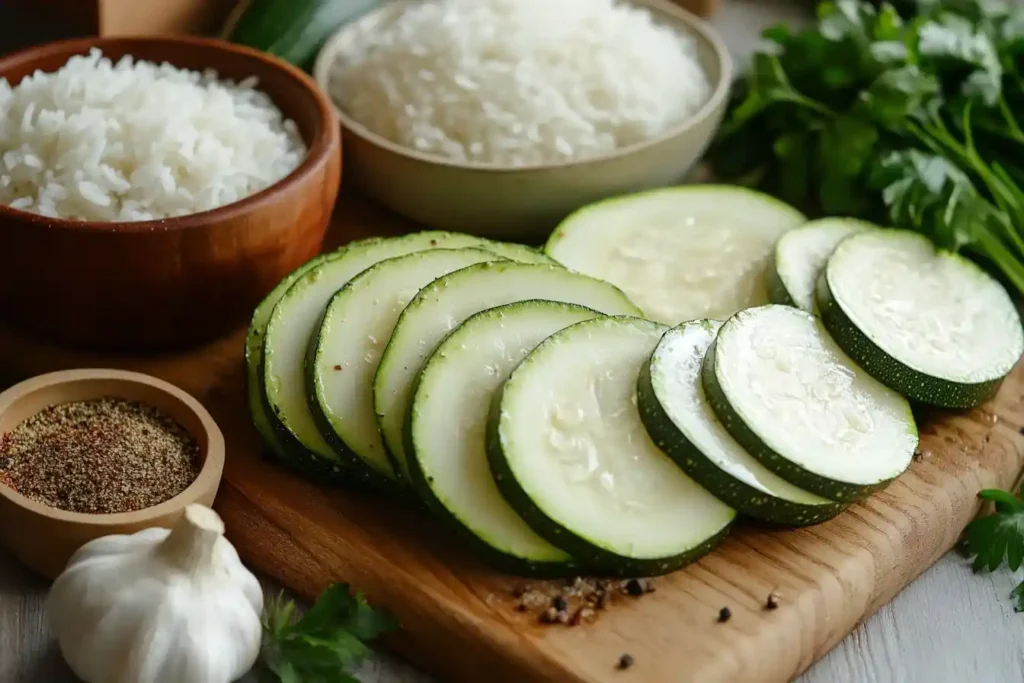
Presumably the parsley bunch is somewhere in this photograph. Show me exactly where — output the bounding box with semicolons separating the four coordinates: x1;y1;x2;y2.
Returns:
260;583;397;683
708;0;1024;294
961;488;1024;611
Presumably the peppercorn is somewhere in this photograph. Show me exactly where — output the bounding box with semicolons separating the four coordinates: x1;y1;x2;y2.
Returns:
718;606;732;623
553;596;568;612
766;592;781;610
625;579;646;597
617;654;634;670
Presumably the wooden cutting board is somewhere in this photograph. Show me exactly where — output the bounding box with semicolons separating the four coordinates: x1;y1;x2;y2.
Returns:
1;191;1023;683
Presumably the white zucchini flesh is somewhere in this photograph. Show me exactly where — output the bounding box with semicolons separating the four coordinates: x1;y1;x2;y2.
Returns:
374;262;642;480
312;248;501;480
544;186;806;324
263;232;504;461
648;320;834;508
710;305;917;495
408;302;602;566
825;230;1024;385
771;218;874;311
493;317;736;568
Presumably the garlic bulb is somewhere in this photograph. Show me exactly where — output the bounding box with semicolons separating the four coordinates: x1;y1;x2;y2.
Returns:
48;504;264;683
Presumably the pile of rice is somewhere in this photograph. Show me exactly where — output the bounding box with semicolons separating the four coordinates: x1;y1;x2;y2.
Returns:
0;49;307;222
328;0;711;167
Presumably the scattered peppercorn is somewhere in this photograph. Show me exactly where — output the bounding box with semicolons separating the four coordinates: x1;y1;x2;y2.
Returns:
0;397;199;514
766;592;781;610
625;579;646;597
333;365;343;371
1019;425;1024;435
553;596;568;612
617;654;634;670
717;606;732;623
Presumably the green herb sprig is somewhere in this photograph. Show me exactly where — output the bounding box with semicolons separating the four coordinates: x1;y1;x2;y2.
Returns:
260;583;398;683
961;488;1024;611
708;0;1024;294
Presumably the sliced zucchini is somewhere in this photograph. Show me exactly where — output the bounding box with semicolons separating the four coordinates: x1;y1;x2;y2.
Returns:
245;248;342;461
262;231;505;482
487;316;736;575
309;248;501;483
637;320;843;525
767;218;875;312
407;301;602;575
703;305;918;502
374;262;642;481
544;186;806;324
817;230;1024;409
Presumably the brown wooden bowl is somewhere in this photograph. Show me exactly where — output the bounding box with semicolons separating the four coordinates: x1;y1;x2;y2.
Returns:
0;368;225;579
0;37;342;351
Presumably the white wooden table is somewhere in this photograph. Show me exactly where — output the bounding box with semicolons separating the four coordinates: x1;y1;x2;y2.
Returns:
2;2;1024;682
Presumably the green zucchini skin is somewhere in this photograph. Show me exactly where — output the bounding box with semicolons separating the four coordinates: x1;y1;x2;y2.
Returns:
485;384;731;578
303;304;399;493
815;272;1008;409
244;252;332;461
226;0;381;71
636;360;846;526
765;252;798;309
403;404;581;578
257;352;372;487
700;337;898;504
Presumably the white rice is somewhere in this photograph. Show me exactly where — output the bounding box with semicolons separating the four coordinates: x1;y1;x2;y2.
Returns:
0;48;307;222
327;0;712;167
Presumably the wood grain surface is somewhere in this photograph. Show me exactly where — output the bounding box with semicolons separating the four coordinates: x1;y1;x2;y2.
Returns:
1;189;1023;683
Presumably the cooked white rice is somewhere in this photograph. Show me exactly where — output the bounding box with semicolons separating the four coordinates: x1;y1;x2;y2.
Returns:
0;48;307;222
327;0;712;167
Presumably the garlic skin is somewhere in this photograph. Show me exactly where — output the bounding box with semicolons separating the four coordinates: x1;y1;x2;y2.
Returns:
48;504;264;683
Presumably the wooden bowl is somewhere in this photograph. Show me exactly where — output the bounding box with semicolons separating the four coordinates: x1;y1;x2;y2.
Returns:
313;0;731;241
0;37;342;351
0;369;225;579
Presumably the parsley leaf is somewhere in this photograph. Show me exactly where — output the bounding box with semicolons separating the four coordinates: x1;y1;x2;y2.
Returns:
961;489;1024;612
260;583;398;683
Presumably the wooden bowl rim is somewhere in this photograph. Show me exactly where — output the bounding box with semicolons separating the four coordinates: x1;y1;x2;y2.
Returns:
0;35;340;233
312;0;733;174
0;368;225;526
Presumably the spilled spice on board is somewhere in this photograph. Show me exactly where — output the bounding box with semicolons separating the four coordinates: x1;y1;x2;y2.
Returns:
0;397;200;514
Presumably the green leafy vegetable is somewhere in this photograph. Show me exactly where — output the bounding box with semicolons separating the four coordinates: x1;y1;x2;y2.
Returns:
261;583;398;683
961;488;1024;612
707;0;1024;296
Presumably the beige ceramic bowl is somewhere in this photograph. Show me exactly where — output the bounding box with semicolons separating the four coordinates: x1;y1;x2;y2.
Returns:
0;369;225;579
313;0;732;241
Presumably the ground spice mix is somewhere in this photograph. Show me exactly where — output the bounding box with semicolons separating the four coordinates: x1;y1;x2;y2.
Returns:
0;397;200;514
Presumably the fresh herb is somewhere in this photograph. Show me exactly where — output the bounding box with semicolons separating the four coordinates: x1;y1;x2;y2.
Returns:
260;583;397;683
707;0;1024;295
961;488;1024;611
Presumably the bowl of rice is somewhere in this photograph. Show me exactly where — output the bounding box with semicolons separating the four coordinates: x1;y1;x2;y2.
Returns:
0;37;341;350
313;0;731;240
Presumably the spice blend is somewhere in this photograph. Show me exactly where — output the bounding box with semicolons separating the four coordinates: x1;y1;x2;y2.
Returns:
0;397;200;514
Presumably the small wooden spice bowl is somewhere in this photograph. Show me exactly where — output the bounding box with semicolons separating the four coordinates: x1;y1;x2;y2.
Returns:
0;369;225;579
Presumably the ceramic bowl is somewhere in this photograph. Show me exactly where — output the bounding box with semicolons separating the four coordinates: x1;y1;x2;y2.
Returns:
313;0;732;242
0;369;225;579
0;37;342;351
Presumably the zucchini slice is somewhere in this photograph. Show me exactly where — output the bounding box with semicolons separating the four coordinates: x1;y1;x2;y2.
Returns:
309;248;501;483
488;316;736;575
544;186;806;324
262;231;506;482
767;218;875;312
817;230;1024;409
245;248;341;461
407;301;602;575
374;262;642;481
637;320;843;525
703;305;918;502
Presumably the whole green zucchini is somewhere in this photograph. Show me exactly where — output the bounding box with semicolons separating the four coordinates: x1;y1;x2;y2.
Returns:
222;0;380;71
